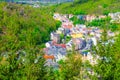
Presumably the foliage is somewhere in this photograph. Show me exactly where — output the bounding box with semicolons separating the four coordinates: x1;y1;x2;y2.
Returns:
0;3;61;80
89;30;120;80
0;50;47;80
60;33;64;40
70;16;85;25
74;0;89;4
87;17;118;31
58;53;83;80
0;3;61;52
0;1;120;80
87;18;108;27
66;36;72;43
54;0;120;15
43;52;83;80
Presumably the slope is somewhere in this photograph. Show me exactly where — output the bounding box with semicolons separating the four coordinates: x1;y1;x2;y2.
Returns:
54;0;120;15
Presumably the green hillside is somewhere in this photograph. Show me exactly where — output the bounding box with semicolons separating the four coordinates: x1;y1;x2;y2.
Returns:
0;3;61;52
0;3;61;80
53;0;120;15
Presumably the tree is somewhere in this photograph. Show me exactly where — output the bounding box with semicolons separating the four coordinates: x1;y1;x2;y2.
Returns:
90;30;120;80
74;0;88;4
58;53;83;80
0;3;61;80
0;50;47;80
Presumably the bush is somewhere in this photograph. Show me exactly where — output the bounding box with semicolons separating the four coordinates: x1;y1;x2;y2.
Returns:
70;16;85;25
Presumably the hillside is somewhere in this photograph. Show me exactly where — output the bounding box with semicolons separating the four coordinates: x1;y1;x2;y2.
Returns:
53;0;120;15
0;3;62;79
2;0;73;3
0;3;61;52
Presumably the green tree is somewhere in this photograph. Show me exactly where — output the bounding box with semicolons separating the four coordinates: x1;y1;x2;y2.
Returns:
90;30;120;80
58;53;83;80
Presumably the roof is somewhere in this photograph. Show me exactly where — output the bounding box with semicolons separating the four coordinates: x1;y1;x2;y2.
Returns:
53;43;66;48
43;54;54;60
71;33;83;38
62;24;72;29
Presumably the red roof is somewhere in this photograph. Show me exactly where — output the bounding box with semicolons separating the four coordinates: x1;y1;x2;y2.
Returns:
53;43;66;48
60;44;66;48
62;24;72;29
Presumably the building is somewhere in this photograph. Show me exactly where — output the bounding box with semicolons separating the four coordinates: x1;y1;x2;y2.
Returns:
72;38;86;50
71;33;83;38
51;32;60;43
108;12;120;23
86;15;96;21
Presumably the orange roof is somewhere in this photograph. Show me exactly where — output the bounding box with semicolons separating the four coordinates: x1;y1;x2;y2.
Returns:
43;54;54;60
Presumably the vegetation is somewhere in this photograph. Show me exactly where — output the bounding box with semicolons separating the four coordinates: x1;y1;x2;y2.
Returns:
0;3;61;51
0;2;61;80
0;0;120;80
54;0;120;15
70;16;85;25
87;17;120;31
44;52;83;80
89;30;120;80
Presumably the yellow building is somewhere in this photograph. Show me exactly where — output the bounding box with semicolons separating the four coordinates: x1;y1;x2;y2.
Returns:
71;33;83;38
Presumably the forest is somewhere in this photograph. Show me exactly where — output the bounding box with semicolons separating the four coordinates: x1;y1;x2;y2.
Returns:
53;0;120;15
0;2;61;80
